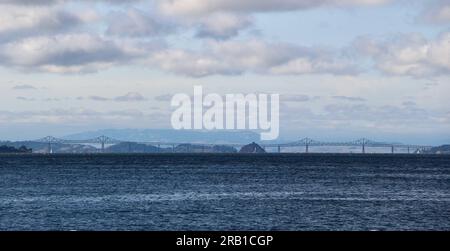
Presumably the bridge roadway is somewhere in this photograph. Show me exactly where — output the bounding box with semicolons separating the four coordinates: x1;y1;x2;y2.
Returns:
30;136;434;154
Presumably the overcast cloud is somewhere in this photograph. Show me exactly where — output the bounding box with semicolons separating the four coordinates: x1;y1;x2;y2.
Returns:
0;0;447;78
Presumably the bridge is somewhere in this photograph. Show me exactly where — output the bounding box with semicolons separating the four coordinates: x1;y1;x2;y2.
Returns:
31;136;434;154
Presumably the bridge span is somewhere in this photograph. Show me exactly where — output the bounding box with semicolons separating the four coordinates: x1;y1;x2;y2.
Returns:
30;136;434;154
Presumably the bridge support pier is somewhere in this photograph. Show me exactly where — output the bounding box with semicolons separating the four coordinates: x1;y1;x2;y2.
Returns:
96;136;117;153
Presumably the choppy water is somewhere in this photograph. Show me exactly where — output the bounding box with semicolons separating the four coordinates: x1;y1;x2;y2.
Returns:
0;154;449;230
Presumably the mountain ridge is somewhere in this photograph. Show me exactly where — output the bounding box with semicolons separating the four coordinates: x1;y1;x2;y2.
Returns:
63;129;261;144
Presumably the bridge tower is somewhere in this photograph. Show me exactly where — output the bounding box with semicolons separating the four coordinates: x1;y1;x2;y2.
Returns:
301;138;313;153
36;136;64;154
358;138;367;154
96;135;110;153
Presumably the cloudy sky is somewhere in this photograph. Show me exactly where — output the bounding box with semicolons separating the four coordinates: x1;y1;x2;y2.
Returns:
0;0;449;144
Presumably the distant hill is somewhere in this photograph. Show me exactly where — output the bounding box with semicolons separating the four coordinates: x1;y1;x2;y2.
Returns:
106;142;238;153
0;145;32;153
239;142;266;153
64;129;260;144
106;142;163;153
2;141;98;154
1;140;239;154
174;144;237;153
425;145;450;154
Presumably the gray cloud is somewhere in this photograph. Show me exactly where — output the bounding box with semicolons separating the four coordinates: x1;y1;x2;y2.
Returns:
148;40;360;77
158;0;394;16
195;13;252;39
322;103;430;122
106;8;175;37
15;96;71;102
0;8;86;43
114;92;147;102
277;101;450;136
156;92;315;107
423;82;440;90
13;84;37;90
0;33;157;73
88;96;110;101
0;0;141;5
16;96;35;101
154;94;173;102
0;31;360;76
354;31;450;78
402;101;417;107
0;108;146;124
43;98;61;102
332;96;366;102
0;0;60;5
421;0;450;25
282;94;311;102
84;92;148;102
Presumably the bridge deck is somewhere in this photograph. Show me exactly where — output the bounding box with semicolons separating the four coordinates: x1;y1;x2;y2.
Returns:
31;136;434;151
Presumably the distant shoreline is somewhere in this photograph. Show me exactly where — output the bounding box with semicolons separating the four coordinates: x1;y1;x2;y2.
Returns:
0;152;447;156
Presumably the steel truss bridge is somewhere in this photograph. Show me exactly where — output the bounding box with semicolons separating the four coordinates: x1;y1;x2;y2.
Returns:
32;136;433;154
